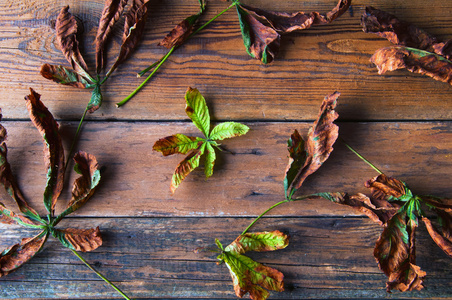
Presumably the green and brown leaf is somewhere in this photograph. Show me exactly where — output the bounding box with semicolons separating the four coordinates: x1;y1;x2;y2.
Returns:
216;231;288;300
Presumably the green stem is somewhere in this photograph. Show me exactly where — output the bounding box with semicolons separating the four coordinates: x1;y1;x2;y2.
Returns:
241;200;289;235
65;107;88;172
116;47;175;107
123;1;239;103
70;249;132;300
340;139;383;174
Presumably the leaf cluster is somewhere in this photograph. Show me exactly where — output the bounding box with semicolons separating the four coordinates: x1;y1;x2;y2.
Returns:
362;6;452;86
0;89;101;276
153;87;249;193
41;0;153;112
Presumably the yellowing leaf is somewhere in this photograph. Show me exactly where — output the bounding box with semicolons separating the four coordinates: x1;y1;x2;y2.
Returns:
209;122;249;140
153;134;203;156
185;87;210;137
171;143;206;193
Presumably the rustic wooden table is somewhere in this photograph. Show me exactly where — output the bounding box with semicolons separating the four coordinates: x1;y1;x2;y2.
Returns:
0;0;451;299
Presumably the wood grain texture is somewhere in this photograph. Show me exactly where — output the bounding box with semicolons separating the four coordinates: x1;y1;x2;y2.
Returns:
0;0;450;121
0;120;450;217
0;217;451;299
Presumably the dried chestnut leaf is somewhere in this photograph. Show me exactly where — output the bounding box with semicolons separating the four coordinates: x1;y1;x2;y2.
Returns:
236;0;351;63
109;0;152;74
371;47;452;86
40;64;93;88
216;231;288;300
284;92;339;199
25;88;65;216
55;6;89;76
53;227;102;252
95;0;129;73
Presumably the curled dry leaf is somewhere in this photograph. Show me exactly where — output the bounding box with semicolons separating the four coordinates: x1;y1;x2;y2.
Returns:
55;6;89;76
154;87;249;193
40;64;92;89
110;0;152;74
236;0;351;63
284;92;340;199
362;6;452;85
159;1;206;49
95;0;129;73
216;231;288;300
371;47;452;86
25;88;65;216
54;227;102;252
0;233;48;277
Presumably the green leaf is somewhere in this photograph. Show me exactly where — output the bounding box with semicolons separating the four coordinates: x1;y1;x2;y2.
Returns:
204;142;216;178
40;64;93;88
284;130;307;199
209;122;249;140
185;87;210;137
153;134;204;156
171;143;206;193
25;89;64;216
225;231;289;255
87;84;102;113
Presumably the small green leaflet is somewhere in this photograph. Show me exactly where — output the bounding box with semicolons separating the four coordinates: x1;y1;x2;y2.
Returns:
154;87;249;193
216;231;288;300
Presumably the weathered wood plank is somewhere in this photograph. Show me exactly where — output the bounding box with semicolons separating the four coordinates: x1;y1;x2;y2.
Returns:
0;217;451;299
0;0;450;121
0;120;451;217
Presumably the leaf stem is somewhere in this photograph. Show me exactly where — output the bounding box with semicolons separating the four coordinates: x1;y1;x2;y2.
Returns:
116;46;175;107
241;200;289;235
65;107;88;173
340;138;382;174
70;249;132;300
122;1;239;104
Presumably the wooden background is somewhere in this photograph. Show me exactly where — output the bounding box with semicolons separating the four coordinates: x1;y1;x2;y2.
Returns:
0;0;451;299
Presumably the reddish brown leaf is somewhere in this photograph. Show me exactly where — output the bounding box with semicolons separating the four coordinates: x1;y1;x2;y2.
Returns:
95;0;129;73
55;6;89;75
0;113;38;217
153;134;203;156
110;0;152;74
374;214;425;292
361;6;439;52
371;46;452;86
56;227;102;252
423;213;452;257
433;39;452;60
0;202;37;226
422;197;452;211
40;64;91;88
287;92;339;194
322;192;399;226
25;88;65;215
159;10;203;49
170;144;205;194
365;174;406;204
0;233;47;277
65;151;101;215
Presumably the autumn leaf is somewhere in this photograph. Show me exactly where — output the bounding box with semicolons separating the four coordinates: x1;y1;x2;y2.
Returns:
109;0;153;74
95;0;129;73
362;6;452;85
154;87;249;193
40;64;93;88
216;231;288;300
0;89;103;277
159;0;206;48
236;0;351;63
284;92;340;199
55;6;90;77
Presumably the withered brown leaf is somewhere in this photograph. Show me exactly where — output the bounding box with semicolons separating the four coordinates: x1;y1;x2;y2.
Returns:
285;92;339;198
25;88;65;216
95;0;129;73
110;0;152;74
40;64;92;88
54;227;102;252
55;6;89;75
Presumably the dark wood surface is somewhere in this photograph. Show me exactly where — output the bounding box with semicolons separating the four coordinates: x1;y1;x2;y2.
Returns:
0;0;451;299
